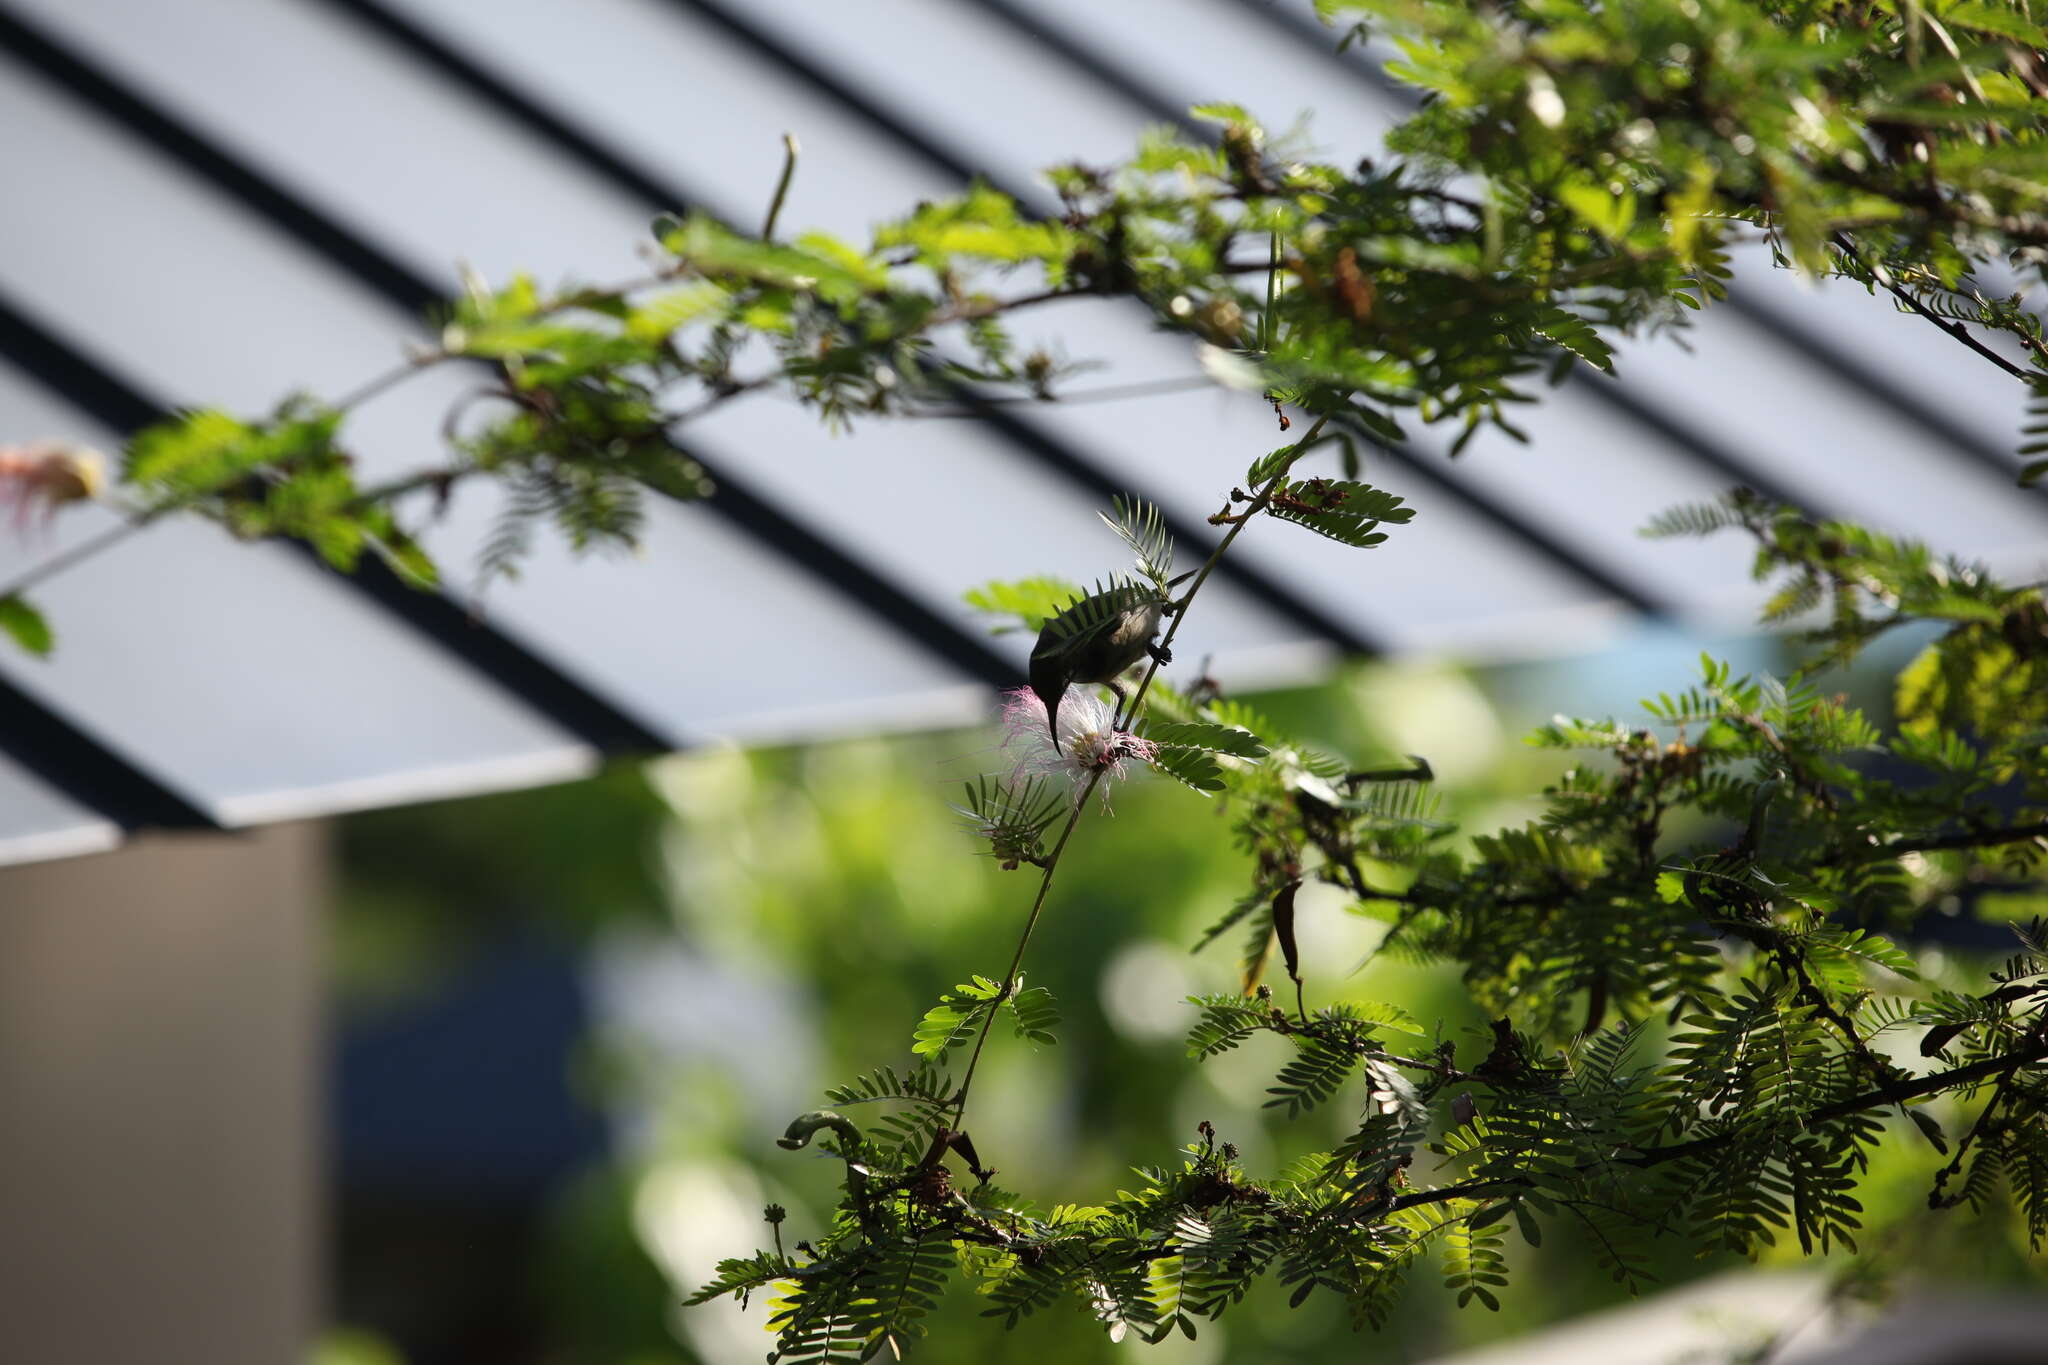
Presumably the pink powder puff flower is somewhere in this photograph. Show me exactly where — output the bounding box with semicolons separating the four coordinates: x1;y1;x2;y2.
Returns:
0;442;104;529
999;686;1158;805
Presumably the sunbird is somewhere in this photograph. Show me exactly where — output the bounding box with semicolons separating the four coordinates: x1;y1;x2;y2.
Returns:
1028;574;1191;751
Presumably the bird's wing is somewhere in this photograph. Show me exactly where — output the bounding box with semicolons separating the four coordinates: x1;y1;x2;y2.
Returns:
1032;583;1154;660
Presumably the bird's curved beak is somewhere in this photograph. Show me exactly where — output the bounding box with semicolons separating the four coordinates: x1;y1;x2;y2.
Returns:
1034;682;1064;753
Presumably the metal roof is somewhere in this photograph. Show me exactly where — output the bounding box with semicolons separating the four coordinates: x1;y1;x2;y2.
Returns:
0;0;2040;864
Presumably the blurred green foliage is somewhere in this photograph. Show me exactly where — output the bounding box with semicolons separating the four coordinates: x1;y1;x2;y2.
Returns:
334;635;2047;1363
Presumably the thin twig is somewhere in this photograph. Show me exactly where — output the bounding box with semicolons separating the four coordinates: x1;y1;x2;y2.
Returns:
930;286;1093;324
665;374;783;427
0;515;153;604
901;375;1221;417
332;350;446;412
948;768;1105;1125
350;462;474;508
763;133;800;241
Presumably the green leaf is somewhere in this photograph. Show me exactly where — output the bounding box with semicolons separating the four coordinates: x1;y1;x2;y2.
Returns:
912;976;1006;1057
1142;720;1269;758
1185;994;1271;1058
625;283;729;342
1264;1034;1356;1116
954;775;1066;866
370;533;440;589
1534;307;1614;374
1466;1202;1513;1231
1808;927;1920;981
659;213;881;304
963;576;1084;635
1353;236;1481;277
0;594;52;656
874;184;1072;266
1557;178;1637;243
1247;445;1300;486
127;404;342;501
1340;999;1429;1037
1265;479;1413;548
1008;984;1060;1046
912;1001;977;1058
1099;494;1174;586
1150;746;1225;793
1513;1202;1543;1247
1942;1;2048;44
1032;581;1165;664
1189;102;1256;129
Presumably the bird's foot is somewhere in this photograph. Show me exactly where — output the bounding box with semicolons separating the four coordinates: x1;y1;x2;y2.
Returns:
1149;642;1174;665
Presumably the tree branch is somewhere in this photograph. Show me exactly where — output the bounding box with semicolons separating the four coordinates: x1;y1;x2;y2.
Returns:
1929;1015;2048;1206
1382;1034;2048;1215
1881;821;2048;856
1830;234;2038;385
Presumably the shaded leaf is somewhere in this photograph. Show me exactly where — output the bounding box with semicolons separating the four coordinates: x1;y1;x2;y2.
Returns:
0;595;51;656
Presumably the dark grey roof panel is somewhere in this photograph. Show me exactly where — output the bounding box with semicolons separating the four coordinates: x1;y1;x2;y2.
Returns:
0;24;1000;747
0;0;1340;675
0;754;120;865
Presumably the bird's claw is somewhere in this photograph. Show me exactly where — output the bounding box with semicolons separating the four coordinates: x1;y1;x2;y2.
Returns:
1150;643;1174;665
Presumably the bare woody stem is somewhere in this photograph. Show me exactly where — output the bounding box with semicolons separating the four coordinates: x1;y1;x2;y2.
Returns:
948;410;1334;1129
